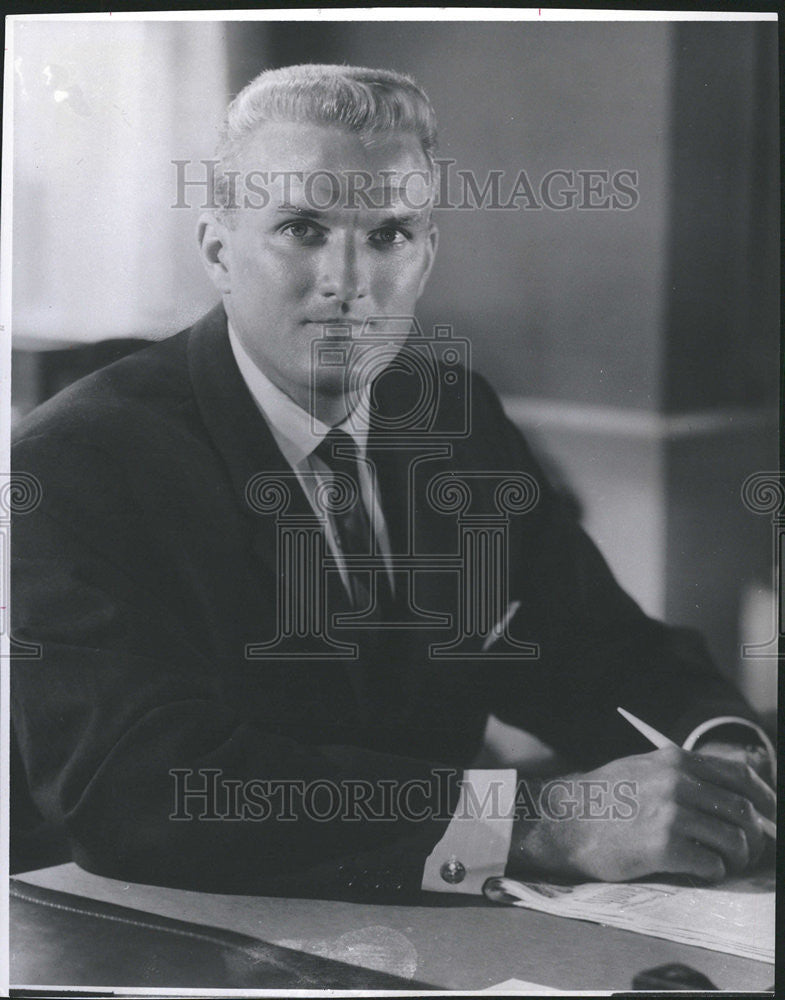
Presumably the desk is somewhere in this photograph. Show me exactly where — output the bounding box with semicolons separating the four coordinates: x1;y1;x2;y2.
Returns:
10;864;773;991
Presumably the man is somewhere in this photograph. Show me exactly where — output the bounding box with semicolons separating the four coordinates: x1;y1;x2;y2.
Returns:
11;64;775;900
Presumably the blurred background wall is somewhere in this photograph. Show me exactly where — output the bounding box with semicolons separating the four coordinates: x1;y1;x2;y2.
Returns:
9;19;778;722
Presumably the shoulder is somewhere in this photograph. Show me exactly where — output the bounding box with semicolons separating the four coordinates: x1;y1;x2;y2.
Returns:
461;366;531;459
10;325;212;525
10;323;220;545
13;330;191;449
445;365;565;521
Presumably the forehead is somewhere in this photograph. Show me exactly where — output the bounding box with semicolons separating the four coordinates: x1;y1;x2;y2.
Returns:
237;120;428;174
234;120;432;212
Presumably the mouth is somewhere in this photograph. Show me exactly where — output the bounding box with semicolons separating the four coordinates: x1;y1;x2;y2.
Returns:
303;318;362;326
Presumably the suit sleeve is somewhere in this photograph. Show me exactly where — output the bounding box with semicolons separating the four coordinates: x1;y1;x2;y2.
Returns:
471;376;764;771
11;431;460;899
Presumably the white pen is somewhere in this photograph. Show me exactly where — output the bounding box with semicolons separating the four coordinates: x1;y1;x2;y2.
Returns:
482;599;521;652
617;706;677;749
617;706;776;840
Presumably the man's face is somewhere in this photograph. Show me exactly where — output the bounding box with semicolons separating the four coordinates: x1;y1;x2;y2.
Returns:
199;120;438;416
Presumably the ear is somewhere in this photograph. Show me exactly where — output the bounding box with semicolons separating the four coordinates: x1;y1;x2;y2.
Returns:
415;221;439;300
197;213;233;295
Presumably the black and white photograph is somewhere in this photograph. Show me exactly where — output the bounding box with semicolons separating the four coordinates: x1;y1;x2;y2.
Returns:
1;8;779;994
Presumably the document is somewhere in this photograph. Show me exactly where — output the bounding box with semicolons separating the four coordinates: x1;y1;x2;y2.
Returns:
482;979;565;993
483;872;774;963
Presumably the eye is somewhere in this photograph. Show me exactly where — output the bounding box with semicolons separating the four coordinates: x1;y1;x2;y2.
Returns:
369;226;409;247
278;220;324;240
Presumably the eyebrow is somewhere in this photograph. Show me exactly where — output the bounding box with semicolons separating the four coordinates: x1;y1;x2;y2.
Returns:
276;204;427;228
377;213;424;228
276;203;327;219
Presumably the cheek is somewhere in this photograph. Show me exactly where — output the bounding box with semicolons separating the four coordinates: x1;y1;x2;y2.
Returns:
236;246;314;301
370;256;426;305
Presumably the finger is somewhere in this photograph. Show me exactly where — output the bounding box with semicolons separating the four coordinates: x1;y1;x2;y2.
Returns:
754;832;777;871
746;747;774;787
685;750;776;821
676;807;752;875
676;775;765;862
656;833;726;883
699;742;774;787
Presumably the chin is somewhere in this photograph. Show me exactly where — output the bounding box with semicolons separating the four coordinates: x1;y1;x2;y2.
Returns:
309;373;352;399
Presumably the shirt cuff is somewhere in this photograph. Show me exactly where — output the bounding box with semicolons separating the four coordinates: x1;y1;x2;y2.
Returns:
421;769;516;894
682;715;776;781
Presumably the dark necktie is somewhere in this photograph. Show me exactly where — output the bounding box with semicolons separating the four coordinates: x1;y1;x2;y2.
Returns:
314;428;394;616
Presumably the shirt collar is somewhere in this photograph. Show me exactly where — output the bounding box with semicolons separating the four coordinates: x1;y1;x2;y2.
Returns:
227;320;371;467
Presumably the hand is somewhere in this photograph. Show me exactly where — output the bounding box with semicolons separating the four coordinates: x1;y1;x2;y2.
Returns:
507;745;776;884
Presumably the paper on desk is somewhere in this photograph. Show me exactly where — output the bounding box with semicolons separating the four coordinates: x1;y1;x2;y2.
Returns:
483;873;774;963
482;978;565;993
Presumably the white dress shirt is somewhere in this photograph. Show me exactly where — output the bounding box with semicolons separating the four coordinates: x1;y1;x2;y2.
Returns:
227;322;772;895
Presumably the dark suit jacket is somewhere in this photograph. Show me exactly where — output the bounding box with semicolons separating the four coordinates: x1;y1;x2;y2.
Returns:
11;305;759;899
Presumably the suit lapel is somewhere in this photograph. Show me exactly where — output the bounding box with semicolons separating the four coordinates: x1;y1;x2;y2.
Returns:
186;305;311;583
186;308;376;721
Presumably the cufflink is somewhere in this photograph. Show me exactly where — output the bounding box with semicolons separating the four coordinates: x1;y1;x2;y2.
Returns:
440;855;466;884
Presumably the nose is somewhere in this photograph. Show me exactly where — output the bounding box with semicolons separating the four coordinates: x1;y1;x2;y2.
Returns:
317;233;366;307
